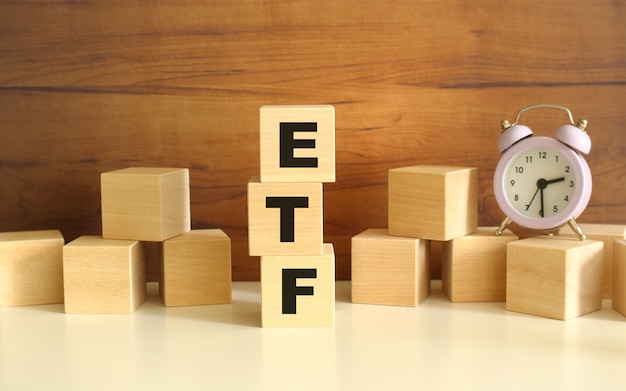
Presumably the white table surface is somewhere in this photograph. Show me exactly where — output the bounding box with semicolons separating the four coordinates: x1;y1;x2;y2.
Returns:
1;280;624;390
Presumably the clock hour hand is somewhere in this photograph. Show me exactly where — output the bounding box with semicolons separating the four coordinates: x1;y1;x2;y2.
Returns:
544;177;565;186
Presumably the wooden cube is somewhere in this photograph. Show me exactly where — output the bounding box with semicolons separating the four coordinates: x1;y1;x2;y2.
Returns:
351;228;430;306
259;105;335;183
248;176;323;256
506;236;603;320
613;240;626;317
388;165;478;241
101;167;191;242
161;229;231;307
261;243;335;327
63;236;146;314
0;230;64;307
442;227;517;302
558;223;626;298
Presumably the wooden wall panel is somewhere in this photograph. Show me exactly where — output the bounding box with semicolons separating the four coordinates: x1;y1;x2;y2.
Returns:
1;1;626;280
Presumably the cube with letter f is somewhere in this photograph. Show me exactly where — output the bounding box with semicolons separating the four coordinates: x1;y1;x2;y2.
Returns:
261;244;335;327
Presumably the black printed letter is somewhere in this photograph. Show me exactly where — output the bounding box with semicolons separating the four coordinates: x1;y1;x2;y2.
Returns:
279;122;318;168
282;268;317;314
265;196;309;242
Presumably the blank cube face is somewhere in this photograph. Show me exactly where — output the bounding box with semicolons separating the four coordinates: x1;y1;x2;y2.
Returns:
558;223;626;299
101;167;191;242
248;176;323;256
0;230;65;307
63;236;146;314
506;237;603;320
259;105;335;183
162;229;232;307
351;229;430;307
261;244;335;327
442;227;517;302
614;240;626;316
388;165;477;241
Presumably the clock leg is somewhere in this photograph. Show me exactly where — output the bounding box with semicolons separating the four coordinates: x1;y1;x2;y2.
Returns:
567;218;586;241
495;217;512;236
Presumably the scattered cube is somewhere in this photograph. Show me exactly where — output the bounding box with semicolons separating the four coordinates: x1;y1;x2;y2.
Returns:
63;236;146;314
558;223;626;298
259;105;335;183
388;165;477;241
161;229;231;307
0;230;64;307
351;228;430;306
506;236;603;320
442;227;517;302
101;167;191;242
613;240;626;317
261;243;335;327
248;176;323;256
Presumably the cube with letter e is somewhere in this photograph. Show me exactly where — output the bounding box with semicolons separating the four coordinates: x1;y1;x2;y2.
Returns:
259;105;335;183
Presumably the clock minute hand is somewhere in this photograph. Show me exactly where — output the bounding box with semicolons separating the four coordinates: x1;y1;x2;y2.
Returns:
539;186;546;217
525;186;540;211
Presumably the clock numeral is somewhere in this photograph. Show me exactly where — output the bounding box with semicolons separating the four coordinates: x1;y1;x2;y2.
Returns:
565;166;570;173
555;155;559;163
553;205;558;213
515;166;524;174
538;151;547;159
510;180;515;187
525;156;532;163
569;181;574;188
564;195;569;202
514;194;519;201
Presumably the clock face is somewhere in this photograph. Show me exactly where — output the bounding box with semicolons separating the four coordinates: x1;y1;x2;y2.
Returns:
494;136;592;230
504;146;575;219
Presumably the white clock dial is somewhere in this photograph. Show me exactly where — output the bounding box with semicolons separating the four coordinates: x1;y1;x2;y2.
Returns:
503;147;576;219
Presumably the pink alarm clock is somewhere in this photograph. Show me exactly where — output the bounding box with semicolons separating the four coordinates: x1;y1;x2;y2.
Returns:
493;104;592;240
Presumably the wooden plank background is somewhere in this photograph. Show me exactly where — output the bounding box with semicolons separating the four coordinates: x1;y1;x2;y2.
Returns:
1;0;625;280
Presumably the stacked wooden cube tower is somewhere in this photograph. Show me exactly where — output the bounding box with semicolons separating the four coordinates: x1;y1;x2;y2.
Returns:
63;167;231;314
352;165;480;306
248;105;336;327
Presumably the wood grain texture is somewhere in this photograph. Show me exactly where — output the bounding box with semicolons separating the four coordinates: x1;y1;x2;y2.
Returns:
388;165;477;240
101;167;191;241
2;1;626;280
558;223;626;299
0;230;65;307
161;229;231;307
351;228;430;307
506;236;603;320
63;236;146;314
442;227;517;303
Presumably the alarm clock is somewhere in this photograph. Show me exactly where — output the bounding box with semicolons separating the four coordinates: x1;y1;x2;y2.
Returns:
493;104;592;240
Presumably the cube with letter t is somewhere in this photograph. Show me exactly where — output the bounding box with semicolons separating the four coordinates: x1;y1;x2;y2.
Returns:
248;176;323;256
